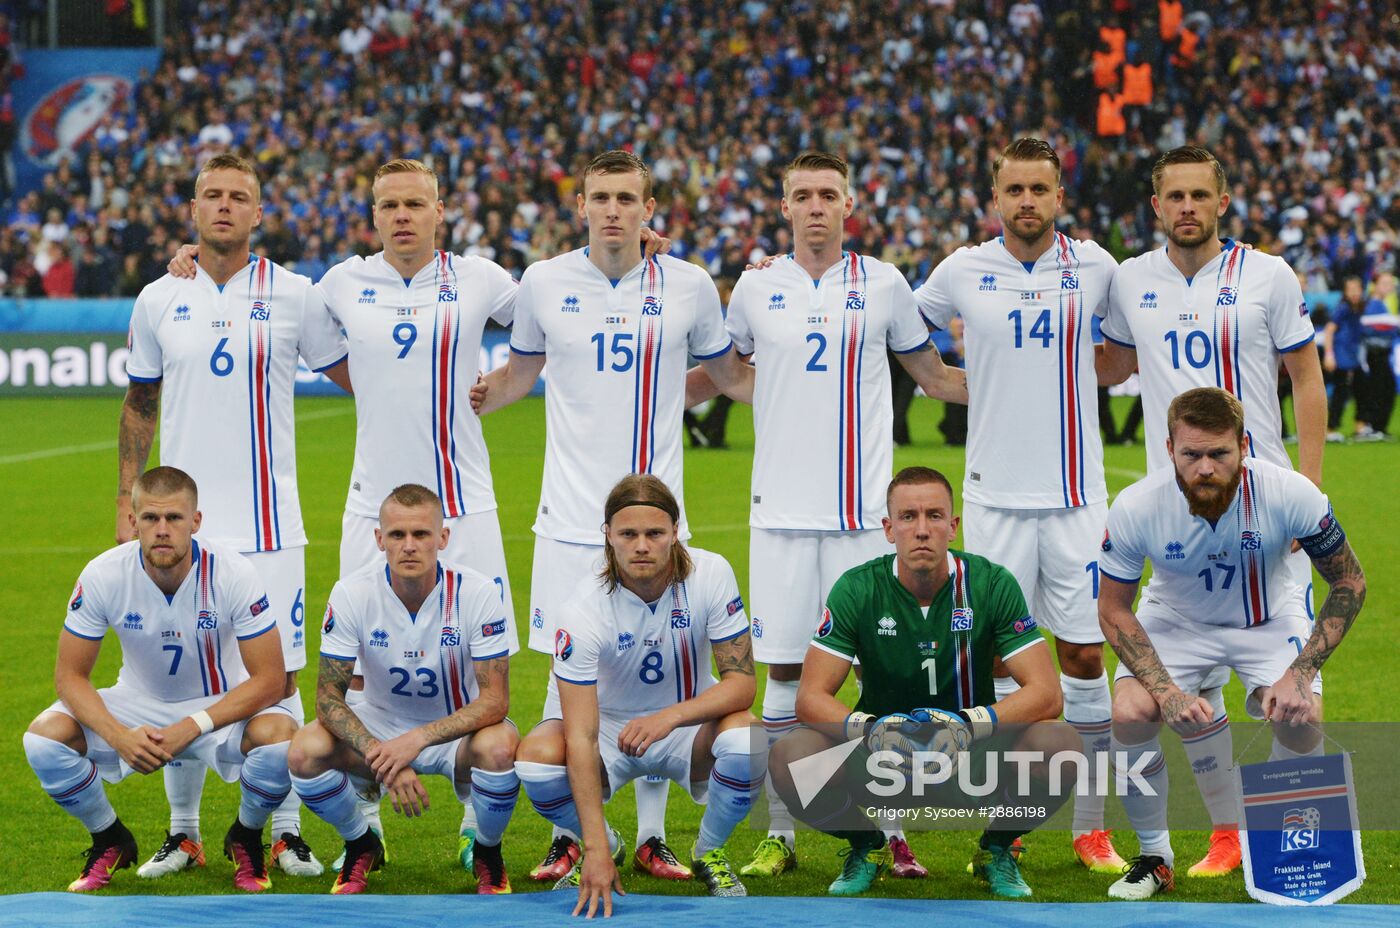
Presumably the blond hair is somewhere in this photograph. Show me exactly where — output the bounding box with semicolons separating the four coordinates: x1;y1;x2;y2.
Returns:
373;158;440;199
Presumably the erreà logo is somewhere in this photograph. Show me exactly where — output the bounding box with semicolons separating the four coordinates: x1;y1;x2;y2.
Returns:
979;274;997;291
1140;291;1158;309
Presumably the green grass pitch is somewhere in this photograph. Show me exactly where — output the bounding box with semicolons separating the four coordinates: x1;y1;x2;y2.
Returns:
1;394;1396;902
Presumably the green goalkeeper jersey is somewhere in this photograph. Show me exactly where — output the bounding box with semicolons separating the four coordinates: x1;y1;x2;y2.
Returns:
811;551;1043;717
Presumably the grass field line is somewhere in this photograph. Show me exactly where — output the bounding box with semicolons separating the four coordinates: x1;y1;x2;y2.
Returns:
1105;465;1146;480
0;406;354;466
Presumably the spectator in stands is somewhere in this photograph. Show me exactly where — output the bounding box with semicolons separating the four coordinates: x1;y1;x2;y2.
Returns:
1324;276;1370;442
1358;273;1399;439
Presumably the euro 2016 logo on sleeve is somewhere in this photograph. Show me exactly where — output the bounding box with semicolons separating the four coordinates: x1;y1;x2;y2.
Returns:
1280;807;1321;852
845;291;865;311
322;605;335;634
1101;529;1113;553
68;582;83;611
440;626;460;647
555;629;573;661
815;607;833;638
197;610;217;630
642;296;663;316
951;608;973;632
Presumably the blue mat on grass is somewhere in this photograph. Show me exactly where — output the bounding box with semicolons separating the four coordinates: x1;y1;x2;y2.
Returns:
3;893;1395;928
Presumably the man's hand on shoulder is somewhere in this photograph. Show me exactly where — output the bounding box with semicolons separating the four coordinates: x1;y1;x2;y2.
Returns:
168;243;199;279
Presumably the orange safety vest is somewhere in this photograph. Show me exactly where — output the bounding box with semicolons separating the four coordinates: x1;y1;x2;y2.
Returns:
1100;25;1127;58
1097;92;1127;137
1122;62;1153;105
1093;49;1123;89
1159;0;1183;42
1172;27;1199;65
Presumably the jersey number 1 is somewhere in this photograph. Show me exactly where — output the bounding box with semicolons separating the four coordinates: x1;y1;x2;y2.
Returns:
921;657;938;696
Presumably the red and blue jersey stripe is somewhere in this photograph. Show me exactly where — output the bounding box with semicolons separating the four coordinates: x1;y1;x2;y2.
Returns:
194;543;229;697
1054;233;1087;508
245;258;281;551
632;257;665;475
438;568;473;714
836;252;868;530
670;581;698;703
951;555;975;710
1213;244;1246;399
1238;466;1270;627
431;252;466;517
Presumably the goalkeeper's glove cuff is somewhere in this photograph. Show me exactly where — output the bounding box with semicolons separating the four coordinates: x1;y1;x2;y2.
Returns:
845;711;875;742
956;705;997;742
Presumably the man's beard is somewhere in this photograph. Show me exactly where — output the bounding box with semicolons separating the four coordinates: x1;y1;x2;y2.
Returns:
1006;213;1053;245
1178;469;1242;521
1166;215;1217;249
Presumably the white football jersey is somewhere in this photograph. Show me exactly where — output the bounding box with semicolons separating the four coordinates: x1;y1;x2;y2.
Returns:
727;252;931;531
317;251;516;520
320;561;510;722
63;539;273;701
550;547;749;718
510;250;731;543
916;233;1113;509
126;257;347;552
1102;242;1315;472
1099;459;1336;628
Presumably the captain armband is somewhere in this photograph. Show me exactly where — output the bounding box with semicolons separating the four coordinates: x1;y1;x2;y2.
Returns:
1298;506;1346;560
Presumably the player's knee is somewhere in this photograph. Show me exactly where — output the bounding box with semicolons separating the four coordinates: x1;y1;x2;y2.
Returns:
1057;641;1105;678
472;726;520;772
287;723;331;777
25;711;83;751
515;728;565;766
244;712;297;749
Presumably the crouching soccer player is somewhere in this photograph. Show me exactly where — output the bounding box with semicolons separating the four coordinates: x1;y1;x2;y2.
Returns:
288;484;519;894
1097;388;1366;899
514;475;761;915
24;466;295;893
768;467;1079;898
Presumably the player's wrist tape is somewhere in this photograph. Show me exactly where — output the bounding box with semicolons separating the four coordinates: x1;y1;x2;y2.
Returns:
189;710;215;735
845;711;875;741
956;706;997;741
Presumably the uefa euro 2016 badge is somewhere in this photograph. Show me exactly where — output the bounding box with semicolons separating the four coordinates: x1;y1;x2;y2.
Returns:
1237;751;1364;904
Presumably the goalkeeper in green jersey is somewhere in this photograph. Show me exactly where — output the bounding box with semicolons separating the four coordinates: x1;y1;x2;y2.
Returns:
768;467;1080;898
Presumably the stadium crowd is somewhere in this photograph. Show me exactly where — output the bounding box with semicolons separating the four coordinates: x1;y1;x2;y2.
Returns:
1;0;1400;299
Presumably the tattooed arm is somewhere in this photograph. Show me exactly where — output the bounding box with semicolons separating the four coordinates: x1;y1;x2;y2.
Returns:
1099;575;1214;733
115;380;161;542
363;655;511;784
315;654;379;759
616;631;757;758
1262;539;1366;726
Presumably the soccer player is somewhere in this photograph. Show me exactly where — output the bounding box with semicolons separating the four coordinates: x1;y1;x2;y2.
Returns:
25;467;295;893
688;150;966;880
474;150;754;880
119;153;348;879
1098;145;1327;876
1097;387;1364;899
513;475;760;914
913;138;1124;872
288;484;519;895
766;467;1077;898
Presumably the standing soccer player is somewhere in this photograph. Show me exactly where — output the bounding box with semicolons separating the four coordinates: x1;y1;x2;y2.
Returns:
1097;387;1363;899
119;154;349;879
288;484;519;895
690;151;966;880
514;475;760;914
26;467;296;893
1098;146;1327;876
475;150;753;880
913;138;1124;872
